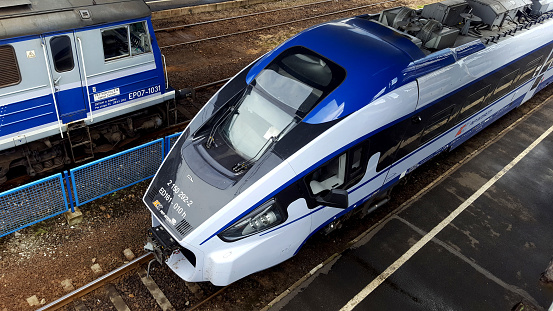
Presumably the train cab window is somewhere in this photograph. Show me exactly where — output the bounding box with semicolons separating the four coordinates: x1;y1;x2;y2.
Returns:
102;26;130;60
0;45;21;88
309;154;346;195
102;22;152;61
130;22;151;55
50;36;74;72
306;144;369;196
217;46;345;161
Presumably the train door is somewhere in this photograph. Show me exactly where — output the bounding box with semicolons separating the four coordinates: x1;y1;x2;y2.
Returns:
43;32;88;124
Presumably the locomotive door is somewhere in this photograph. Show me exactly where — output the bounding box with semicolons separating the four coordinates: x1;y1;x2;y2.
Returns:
43;32;88;124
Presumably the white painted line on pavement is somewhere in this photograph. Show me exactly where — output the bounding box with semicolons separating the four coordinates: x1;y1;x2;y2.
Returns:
340;123;553;311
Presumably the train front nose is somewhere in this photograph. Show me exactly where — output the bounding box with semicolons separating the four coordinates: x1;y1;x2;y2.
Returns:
144;223;205;281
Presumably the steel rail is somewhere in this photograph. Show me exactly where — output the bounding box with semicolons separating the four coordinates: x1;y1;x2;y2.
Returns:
160;0;398;49
155;0;334;32
37;253;154;311
194;77;231;91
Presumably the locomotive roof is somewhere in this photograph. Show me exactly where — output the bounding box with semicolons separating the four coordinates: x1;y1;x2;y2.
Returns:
0;0;150;40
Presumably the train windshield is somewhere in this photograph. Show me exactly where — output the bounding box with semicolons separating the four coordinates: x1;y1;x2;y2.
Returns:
220;48;344;160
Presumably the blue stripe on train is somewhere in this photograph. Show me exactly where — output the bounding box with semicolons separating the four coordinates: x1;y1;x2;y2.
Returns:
0;94;58;137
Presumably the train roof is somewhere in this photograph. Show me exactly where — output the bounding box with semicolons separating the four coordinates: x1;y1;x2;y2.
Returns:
0;0;150;40
248;0;553;123
247;17;428;122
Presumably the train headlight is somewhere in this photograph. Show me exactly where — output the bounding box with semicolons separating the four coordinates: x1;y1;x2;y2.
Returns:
219;199;285;241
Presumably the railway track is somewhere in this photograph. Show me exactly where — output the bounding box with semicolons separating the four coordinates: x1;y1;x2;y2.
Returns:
5;0;553;309
37;253;230;311
155;0;399;48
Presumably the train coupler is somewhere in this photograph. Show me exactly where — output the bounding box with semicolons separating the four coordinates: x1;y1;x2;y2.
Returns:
144;225;180;264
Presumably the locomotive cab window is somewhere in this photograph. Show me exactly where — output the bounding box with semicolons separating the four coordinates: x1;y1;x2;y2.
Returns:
50;36;74;72
0;45;21;88
216;46;345;162
102;21;151;61
130;22;151;55
306;144;369;197
309;154;347;195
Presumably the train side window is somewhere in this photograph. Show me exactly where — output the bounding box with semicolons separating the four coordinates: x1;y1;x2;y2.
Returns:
539;52;553;75
0;45;21;88
50;36;74;72
130;21;151;55
306;144;369;196
456;85;490;123
420;105;455;143
346;146;366;186
490;69;520;102
517;57;542;85
102;26;130;60
308;154;346;195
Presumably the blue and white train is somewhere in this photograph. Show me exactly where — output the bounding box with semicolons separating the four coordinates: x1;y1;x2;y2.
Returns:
144;0;553;285
0;0;174;184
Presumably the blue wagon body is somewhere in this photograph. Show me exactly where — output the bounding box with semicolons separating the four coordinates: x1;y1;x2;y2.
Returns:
0;0;175;184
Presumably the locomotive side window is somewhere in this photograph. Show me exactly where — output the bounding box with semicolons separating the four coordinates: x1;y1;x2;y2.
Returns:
306;144;369;196
517;57;543;85
102;21;151;61
50;36;74;72
308;154;346;195
539;51;553;75
102;26;129;60
0;45;21;88
130;22;151;55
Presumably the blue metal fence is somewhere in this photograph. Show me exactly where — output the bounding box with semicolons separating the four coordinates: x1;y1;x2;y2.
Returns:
0;131;182;238
71;138;165;206
166;132;182;154
0;174;68;237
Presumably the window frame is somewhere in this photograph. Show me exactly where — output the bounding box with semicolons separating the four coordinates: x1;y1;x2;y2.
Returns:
455;84;491;124
303;142;370;204
50;35;75;73
101;21;152;62
490;69;520;102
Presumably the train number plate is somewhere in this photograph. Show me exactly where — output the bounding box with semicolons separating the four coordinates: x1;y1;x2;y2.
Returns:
93;88;120;101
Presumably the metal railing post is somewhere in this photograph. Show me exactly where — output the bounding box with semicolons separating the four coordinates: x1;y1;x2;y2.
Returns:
64;171;75;213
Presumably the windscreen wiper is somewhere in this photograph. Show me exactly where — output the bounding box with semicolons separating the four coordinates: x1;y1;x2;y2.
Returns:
205;106;236;149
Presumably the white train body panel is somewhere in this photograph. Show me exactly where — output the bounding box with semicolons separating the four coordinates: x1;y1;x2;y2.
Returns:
144;2;553;285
